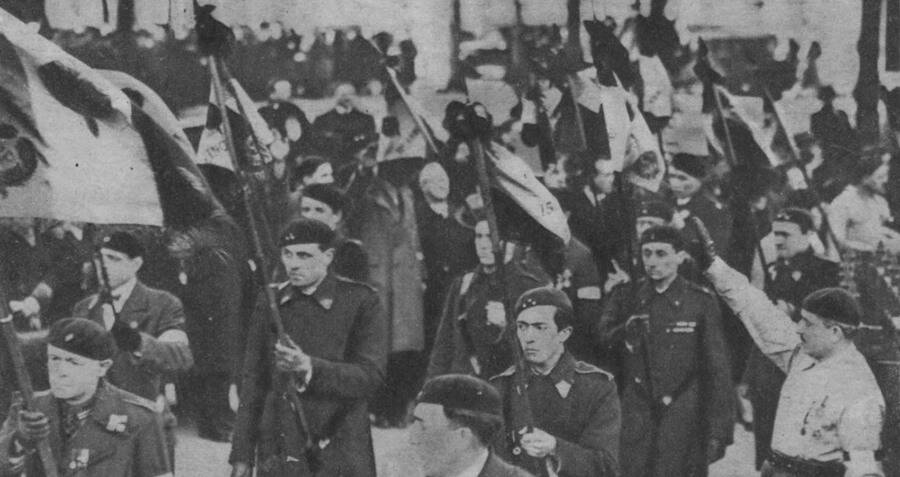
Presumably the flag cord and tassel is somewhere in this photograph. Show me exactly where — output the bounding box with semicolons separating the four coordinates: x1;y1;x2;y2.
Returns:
207;55;313;451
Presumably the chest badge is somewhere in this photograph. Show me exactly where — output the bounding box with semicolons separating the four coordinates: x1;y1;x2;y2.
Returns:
69;449;90;470
106;414;128;433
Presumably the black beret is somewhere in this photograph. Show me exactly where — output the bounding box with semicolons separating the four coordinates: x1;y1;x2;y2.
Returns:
636;201;673;222
640;225;685;250
101;231;144;258
302;184;346;214
802;287;861;327
47;318;116;361
671;153;708;179
417;374;502;417
279;218;336;248
774;207;815;233
295;156;330;180
515;286;573;318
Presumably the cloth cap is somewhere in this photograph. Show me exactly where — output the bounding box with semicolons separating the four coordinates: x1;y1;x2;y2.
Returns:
636;201;673;222
774;207;815;233
48;318;116;361
279;218;336;248
671;153;707;179
302;184;346;214
640;225;685;250
417;374;502;417
514;286;573;318
101;232;144;258
802;288;861;327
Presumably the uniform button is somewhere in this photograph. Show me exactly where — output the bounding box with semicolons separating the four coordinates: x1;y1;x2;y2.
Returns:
661;395;672;406
634;377;642;383
512;446;522;456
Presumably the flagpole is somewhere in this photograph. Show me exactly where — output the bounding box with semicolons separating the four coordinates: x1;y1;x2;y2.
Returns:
712;86;737;167
207;55;313;447
0;291;59;477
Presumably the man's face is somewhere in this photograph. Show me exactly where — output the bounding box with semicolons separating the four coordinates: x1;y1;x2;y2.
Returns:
409;402;467;476
773;221;809;259
47;345;109;403
419;165;450;202
516;305;569;367
100;248;142;289
334;84;357;109
641;242;684;283
797;309;841;360
667;168;702;200
474;221;494;266
280;243;333;288
593;159;616;194
862;164;890;195
300;196;341;231
303;163;334;186
636;217;666;238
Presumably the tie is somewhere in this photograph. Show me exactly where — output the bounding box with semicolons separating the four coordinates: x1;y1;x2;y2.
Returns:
61;407;90;442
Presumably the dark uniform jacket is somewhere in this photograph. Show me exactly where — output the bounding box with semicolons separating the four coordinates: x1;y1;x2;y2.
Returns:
426;262;549;380
72;282;193;401
230;274;387;476
744;248;839;468
0;382;171;477
0;226;52;330
491;353;621;477
310;108;376;166
598;277;733;477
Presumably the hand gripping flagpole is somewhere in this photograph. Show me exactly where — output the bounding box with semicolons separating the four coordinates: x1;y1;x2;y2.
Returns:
0;290;59;477
206;55;314;461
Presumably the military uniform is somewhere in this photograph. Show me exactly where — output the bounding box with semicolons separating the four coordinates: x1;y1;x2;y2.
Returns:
230;273;387;476
490;352;620;477
745;248;839;468
597;276;734;477
707;259;885;477
0;382;171;477
426;261;550;380
72;281;193;463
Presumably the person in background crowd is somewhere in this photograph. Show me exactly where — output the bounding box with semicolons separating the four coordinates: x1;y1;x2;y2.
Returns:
72;232;193;465
230;218;387;477
491;286;620;477
667;153;733;263
741;208;841;470
258;78;311;159
829;152;900;252
310;82;377;169
701;222;885;477
793;132;846;203
299;183;370;282
346;153;426;428
410;374;533;477
810;85;857;171
0;318;172;477
598;226;733;477
416;162;479;355
287;156;336;220
165;219;247;443
1;218;53;331
427;218;551;380
39;221;93;325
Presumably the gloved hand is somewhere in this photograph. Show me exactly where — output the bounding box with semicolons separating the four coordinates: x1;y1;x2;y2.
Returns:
9;396;49;444
689;216;718;271
111;318;142;353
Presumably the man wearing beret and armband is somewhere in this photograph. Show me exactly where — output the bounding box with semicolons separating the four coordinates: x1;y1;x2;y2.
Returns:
230;218;387;477
0;318;172;476
597;226;733;477
491;286;621;477
696;217;886;477
71;232;192;466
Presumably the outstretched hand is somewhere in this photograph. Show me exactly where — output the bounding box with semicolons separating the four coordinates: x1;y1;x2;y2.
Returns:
689;216;718;271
